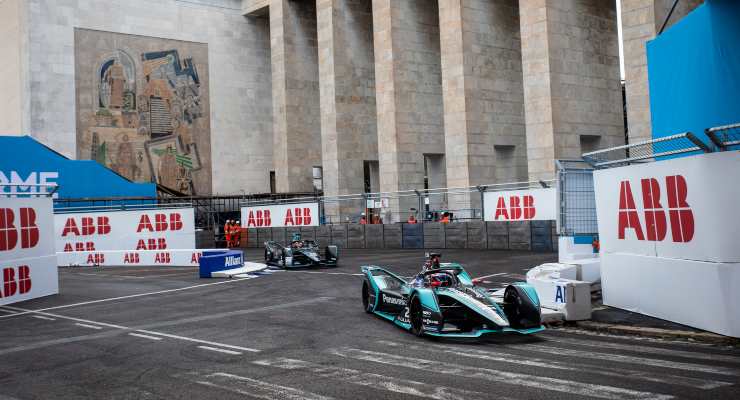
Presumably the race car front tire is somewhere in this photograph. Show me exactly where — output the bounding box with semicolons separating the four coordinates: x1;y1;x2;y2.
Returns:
362;282;374;313
409;297;424;337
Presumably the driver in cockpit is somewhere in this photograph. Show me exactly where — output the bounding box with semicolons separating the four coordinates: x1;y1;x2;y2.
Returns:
291;233;303;248
412;253;442;287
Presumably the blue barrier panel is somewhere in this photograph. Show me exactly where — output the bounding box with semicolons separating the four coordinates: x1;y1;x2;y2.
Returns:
199;249;243;278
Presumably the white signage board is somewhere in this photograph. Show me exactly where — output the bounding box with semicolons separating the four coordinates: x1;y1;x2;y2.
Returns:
483;188;556;222
241;202;319;228
54;208;195;253
594;151;740;337
57;249;204;267
0;197;58;305
594;151;740;263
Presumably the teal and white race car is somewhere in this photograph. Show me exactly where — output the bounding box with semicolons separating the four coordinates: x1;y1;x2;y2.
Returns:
361;254;544;338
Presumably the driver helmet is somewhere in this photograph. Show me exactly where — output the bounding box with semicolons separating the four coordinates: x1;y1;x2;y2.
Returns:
429;272;453;288
292;232;302;242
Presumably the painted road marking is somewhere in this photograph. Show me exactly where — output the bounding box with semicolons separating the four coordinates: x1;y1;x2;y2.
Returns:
379;340;733;390
32;315;56;321
330;347;673;400
0;308;18;314
546;335;740;365
288;271;363;276
197;346;242;355
0;278;255;319
128;333;163;341
0;297;333;356
523;343;738;376
473;272;507;280
187;372;334;400
75;323;103;330
254;357;502;400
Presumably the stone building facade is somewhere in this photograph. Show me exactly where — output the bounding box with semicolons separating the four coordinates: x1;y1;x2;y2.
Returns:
0;0;701;220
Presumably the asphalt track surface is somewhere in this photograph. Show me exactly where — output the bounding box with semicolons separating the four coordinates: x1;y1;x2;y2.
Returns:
1;249;739;399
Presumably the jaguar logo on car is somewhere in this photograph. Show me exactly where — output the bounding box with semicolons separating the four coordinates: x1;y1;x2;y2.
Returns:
382;294;405;306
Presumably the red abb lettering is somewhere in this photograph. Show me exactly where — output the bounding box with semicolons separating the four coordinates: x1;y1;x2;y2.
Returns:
302;208;311;225
509;196;522;220
0;266;31;297
137;215;154;232
249;210;272;227
1;208;40;251
190;252;201;264
123;252;140;264
284;209;294;226
494;197;509;220
136;238;167;250
617;175;693;243
139;213;184;232
86;253;105;265
295;208;303;225
154;252;171;264
62;216;110;236
523;195;536;219
169;213;183;231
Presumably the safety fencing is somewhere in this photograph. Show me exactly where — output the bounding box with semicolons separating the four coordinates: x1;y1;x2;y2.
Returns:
241;220;557;252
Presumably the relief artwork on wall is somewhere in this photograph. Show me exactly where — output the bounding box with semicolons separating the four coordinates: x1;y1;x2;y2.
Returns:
75;29;211;195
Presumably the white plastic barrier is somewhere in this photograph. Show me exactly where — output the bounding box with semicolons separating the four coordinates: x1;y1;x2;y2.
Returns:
558;236;597;263
526;263;592;321
594;151;740;337
57;249;204;267
0;197;58;306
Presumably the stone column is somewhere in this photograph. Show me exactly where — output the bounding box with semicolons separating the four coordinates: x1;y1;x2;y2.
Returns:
317;0;377;223
519;0;624;181
372;0;445;222
0;0;26;135
270;0;322;192
439;0;526;213
621;0;703;143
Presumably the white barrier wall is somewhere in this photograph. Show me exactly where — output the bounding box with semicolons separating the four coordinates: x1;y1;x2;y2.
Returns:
594;151;740;337
54;207;197;267
241;202;319;228
0;197;58;305
483;188;556;222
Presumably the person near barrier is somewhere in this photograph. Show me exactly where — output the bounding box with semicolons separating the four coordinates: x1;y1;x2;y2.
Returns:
233;220;242;247
440;213;450;224
224;220;232;248
359;213;367;225
407;214;417;224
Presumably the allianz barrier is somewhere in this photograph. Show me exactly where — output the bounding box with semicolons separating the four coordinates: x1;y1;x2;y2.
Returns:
199;249;244;278
245;221;556;251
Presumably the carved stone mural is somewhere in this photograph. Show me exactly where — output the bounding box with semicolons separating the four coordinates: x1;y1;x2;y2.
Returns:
75;29;211;195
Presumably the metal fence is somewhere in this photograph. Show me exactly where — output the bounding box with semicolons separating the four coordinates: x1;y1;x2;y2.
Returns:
556;160;598;236
706;122;740;150
0;184;58;198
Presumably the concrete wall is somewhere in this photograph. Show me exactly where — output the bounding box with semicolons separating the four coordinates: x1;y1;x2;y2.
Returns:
520;0;624;181
270;0;322;193
244;220;556;251
0;0;26;135
20;0;273;194
373;0;445;222
439;0;527;211
317;0;377;221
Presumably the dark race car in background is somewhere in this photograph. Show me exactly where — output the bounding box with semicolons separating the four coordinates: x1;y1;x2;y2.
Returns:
361;262;543;338
264;240;338;268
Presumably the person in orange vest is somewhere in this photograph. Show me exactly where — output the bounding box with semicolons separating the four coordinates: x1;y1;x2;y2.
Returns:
592;237;600;253
440;212;450;224
359;213;367;224
232;220;242;247
224;220;232;248
407;214;417;224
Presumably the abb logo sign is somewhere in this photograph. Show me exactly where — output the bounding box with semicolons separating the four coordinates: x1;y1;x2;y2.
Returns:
242;203;319;228
61;216;111;236
0;265;32;298
136;213;183;232
493;196;536;220
483;188;556;222
618;175;694;243
0;208;40;251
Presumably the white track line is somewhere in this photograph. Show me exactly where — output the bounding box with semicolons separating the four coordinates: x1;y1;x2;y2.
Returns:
0;278;254;319
75;323;103;330
330;347;672;400
0;308;18;314
138;331;259;353
523;344;738;376
546;336;740;365
473;272;507;280
32;315;56;321
2;305;260;354
378;340;733;390
254;357;505;400
197;346;242;355
128;333;162;341
189;372;334;400
287;271;363;276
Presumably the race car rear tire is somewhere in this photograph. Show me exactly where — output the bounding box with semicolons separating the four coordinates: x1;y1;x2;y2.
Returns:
362;282;373;313
409;298;424;337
